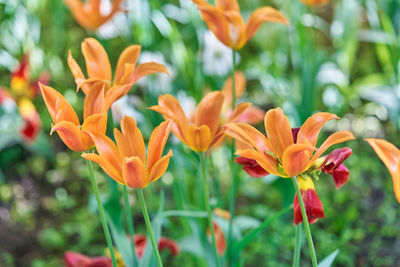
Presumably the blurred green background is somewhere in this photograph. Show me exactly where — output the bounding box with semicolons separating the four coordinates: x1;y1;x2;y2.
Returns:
1;0;400;266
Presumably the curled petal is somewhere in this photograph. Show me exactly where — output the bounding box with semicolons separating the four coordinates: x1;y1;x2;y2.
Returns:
297;112;339;146
147;120;172;171
366;138;400;203
187;125;212;152
123;157;148;188
282;144;316;177
148;150;173;183
81;38;112;81
331;164;350;189
81;113;107;135
121;62;169;85
228;102;251;122
246;7;289;42
68;50;88;93
236;149;279;176
103;83;132;112
224;122;270;153
311;130;355;162
197;5;232;47
51;121;87;151
114;45;141;84
264;108;294;157
82;153;123;184
195;91;224;136
235;156;269;177
293;189;325;225
321;147;352;174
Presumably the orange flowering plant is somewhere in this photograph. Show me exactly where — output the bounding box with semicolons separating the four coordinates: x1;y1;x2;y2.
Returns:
300;0;330;7
191;0;289;50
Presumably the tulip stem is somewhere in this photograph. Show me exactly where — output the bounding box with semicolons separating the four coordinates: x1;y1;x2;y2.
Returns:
137;188;163;267
291;177;318;267
85;159;117;267
293;225;302;267
199;152;221;267
227;49;238;266
123;186;137;264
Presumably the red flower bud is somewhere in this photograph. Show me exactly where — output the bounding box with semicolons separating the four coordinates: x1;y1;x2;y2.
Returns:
322;147;352;188
293;189;325;225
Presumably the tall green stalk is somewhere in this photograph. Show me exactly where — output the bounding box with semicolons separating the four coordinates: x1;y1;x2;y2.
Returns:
227;49;238;265
85;159;117;267
291;177;317;267
123;186;137;264
137;188;163;267
292;225;302;267
199;152;220;267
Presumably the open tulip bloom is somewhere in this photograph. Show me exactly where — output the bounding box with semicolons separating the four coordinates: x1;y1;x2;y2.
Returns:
191;0;289;50
68;38;168;99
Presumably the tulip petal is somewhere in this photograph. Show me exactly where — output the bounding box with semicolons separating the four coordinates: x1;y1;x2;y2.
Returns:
122;62;169;85
114;45;141;85
147;120;172;170
148;150;173;183
114;116;146;162
216;0;239;12
85;131;122;174
264;108;294;157
235;156;269;177
366;138;400;203
195;91;224;136
40;83;80;125
331;164;350;189
51;121;86;151
293;188;325;225
223;11;247;49
68;50;89;93
83;81;105;119
188;125;212;152
224;122;270;153
81;38;112;81
311;130;355;162
197;5;232;47
64;0;93;29
103;83;132;113
122;157;148;188
222;71;246;106
237;106;264;124
82;153;123;184
235;149;279;176
246;7;289;42
297;112;339;146
282;144;316;177
81;113;107;135
228;102;251;122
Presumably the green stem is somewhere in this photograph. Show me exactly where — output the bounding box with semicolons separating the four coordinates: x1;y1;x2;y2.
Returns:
291;177;317;267
123;186;137;264
137;189;163;267
227;49;238;266
85;159;117;267
199;152;220;267
293;225;302;267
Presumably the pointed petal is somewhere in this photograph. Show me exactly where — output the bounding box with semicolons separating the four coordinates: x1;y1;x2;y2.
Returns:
68;50;88;93
222;71;246;106
81;38;112;81
122;62;169;85
264;108;293;157
297;112;339;146
311;130;355;162
216;0;239;12
64;0;94;29
114;45;141;84
224;122;270;153
82;153;123;184
197;5;232;47
83;81;105;119
51;121;86;151
246;7;289;42
39;83;80;125
366;138;400;203
235;149;280;176
223;11;247;49
84;131;122;174
228;102;251;122
147;120;172;170
148;150;173;183
187;125;212;152
195;91;224;136
282;144;316;177
115;116;146;162
122;157;148;188
81;113;107;135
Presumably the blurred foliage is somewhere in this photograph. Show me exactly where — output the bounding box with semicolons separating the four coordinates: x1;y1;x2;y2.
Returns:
1;0;400;266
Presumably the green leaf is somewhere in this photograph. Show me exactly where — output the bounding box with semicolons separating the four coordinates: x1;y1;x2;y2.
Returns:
317;249;340;267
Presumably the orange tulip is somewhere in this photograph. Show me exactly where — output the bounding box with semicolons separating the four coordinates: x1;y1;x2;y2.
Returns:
82;116;173;188
224;107;354;178
68;38;169;98
149;91;252;152
366;138;400;203
221;71;264;125
63;0;124;30
191;0;289;50
300;0;330;7
39;81;129;151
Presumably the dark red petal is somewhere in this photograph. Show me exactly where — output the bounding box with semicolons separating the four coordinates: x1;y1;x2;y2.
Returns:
20;111;41;142
292;127;300;143
158;237;180;256
293;189;325;225
322;147;352;174
235;156;269;177
331;164;349;189
64;251;91;267
134;234;147;258
85;257;112;267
